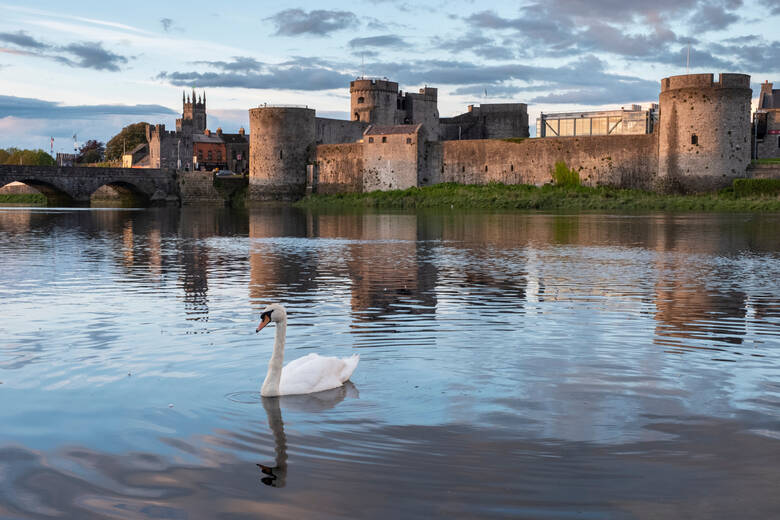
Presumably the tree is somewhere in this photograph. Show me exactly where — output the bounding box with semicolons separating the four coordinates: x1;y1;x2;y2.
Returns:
0;147;55;166
105;122;149;161
77;140;105;164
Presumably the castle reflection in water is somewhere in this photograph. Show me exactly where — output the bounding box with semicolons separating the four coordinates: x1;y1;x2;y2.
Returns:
3;207;778;351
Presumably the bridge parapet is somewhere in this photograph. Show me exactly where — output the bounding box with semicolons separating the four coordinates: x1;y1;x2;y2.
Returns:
0;165;180;205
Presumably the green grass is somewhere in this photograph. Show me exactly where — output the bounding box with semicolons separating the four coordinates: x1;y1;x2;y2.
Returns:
733;178;780;197
0;193;47;205
296;182;780;212
752;158;780;165
501;137;527;144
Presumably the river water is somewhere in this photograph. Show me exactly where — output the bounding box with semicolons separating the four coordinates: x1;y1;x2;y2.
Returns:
0;206;779;519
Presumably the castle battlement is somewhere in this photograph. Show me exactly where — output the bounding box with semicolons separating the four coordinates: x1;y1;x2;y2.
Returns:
350;78;399;93
661;73;751;92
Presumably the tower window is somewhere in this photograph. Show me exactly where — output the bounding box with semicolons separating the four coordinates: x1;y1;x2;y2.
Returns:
485;165;488;172
382;136;387;143
368;137;374;143
406;138;412;144
357;97;364;104
354;112;360;121
510;164;514;172
280;149;283;159
777;136;780;148
691;134;698;145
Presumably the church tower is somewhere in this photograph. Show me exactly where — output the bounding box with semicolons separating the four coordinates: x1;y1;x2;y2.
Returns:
179;89;207;134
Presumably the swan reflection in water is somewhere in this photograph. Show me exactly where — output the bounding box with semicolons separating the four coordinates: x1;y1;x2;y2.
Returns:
258;382;359;487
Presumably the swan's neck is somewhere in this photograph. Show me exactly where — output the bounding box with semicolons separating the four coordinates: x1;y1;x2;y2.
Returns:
261;320;286;396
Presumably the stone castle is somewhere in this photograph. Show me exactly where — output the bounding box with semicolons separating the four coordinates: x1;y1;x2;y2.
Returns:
247;72;761;199
138;72;774;199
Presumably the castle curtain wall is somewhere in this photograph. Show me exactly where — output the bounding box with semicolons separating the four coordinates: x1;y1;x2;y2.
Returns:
435;134;659;189
316;143;364;194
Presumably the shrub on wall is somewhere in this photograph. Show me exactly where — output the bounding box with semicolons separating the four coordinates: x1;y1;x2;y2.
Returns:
551;161;580;187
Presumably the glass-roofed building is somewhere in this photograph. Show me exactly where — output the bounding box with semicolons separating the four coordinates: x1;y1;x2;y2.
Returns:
536;104;658;137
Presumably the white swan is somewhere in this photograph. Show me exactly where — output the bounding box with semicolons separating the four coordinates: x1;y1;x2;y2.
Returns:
256;303;359;397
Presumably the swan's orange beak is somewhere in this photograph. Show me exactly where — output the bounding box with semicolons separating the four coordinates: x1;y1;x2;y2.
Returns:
256;314;271;333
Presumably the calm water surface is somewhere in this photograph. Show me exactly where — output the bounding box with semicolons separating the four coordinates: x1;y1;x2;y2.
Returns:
1;206;779;519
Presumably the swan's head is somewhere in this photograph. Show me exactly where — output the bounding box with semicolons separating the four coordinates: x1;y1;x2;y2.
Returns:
256;303;287;333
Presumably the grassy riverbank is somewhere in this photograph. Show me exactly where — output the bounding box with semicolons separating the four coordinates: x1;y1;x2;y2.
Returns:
0;193;47;205
297;182;780;211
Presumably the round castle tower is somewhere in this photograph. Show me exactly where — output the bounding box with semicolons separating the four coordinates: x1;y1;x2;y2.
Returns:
249;107;315;200
658;73;752;191
350;79;399;124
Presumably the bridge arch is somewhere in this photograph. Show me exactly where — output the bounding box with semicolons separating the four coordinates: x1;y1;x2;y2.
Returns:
90;181;150;207
1;179;75;205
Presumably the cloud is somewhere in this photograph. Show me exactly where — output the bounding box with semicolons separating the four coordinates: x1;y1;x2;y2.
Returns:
194;56;264;73
0;31;129;71
0;95;176;119
57;42;128;71
451;85;530;98
0;30;49;49
160;18;173;32
158;56;353;91
689;4;741;32
267;9;358;36
433;32;515;60
360;55;659;105
530;88;651;105
760;0;780;15
348;35;408;49
462;1;747;65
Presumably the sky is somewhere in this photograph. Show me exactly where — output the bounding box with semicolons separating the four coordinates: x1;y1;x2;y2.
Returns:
0;0;779;151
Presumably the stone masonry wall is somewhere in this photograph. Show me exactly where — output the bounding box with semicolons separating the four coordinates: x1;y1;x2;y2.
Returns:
756;111;780;160
316;143;364;194
179;170;225;205
658;73;752;192
427;134;658;189
363;132;420;191
315;117;368;144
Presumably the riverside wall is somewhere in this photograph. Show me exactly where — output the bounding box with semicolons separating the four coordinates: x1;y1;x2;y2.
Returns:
179;170;225;205
314;133;660;194
431;134;659;189
316;143;364;194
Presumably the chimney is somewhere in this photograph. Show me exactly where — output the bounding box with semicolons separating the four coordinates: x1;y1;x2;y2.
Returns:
205;129;210;136
238;127;245;136
216;127;222;135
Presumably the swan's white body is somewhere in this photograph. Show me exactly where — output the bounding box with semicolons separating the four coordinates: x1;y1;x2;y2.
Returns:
258;304;359;397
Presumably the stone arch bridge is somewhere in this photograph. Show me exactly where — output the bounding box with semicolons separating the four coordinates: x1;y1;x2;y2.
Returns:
0;165;179;205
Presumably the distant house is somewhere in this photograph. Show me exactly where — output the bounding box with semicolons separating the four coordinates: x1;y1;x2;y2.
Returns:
56;153;77;166
219;127;249;173
122;143;150;168
754;80;780;159
193;129;227;171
